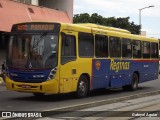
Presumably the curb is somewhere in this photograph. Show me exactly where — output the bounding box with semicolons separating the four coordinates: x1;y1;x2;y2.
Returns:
42;90;160;116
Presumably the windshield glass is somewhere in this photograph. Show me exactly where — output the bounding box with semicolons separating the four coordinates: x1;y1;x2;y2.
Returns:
7;34;58;69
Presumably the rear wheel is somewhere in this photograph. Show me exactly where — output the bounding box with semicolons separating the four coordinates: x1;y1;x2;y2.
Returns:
123;73;139;91
76;76;89;98
128;73;139;90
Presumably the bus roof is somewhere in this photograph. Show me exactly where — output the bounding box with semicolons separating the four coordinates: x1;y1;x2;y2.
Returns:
65;23;158;42
76;23;131;34
11;22;158;43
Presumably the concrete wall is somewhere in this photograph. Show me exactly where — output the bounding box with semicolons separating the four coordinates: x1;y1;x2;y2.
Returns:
39;0;73;22
31;0;38;5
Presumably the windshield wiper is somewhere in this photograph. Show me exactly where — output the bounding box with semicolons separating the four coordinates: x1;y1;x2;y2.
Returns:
32;32;48;49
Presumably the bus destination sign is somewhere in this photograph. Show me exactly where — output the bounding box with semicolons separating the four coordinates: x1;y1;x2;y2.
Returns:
12;23;60;33
17;24;54;31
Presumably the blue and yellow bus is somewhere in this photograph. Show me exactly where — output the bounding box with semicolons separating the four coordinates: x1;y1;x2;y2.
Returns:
6;22;159;98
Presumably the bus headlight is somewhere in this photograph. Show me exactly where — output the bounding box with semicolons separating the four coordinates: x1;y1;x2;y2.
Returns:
47;67;57;80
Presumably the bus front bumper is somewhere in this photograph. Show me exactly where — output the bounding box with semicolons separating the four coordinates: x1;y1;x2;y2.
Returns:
5;77;59;94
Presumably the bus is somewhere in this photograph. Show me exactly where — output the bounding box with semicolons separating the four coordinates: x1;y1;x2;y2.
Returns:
6;22;159;98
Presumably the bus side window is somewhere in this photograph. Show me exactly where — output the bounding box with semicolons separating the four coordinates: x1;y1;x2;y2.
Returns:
109;36;121;58
122;38;132;58
61;34;76;64
151;42;158;58
133;40;142;58
143;41;150;58
95;35;108;58
78;32;94;57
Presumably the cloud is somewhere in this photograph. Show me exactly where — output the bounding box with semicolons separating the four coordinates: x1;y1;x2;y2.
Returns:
74;0;160;17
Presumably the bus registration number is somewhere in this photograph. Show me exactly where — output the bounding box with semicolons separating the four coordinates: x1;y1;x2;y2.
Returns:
21;84;31;89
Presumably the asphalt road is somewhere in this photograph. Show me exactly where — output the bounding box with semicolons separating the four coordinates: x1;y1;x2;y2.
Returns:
0;79;160;112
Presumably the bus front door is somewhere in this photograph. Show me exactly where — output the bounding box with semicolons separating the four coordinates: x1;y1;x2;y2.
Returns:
59;32;78;93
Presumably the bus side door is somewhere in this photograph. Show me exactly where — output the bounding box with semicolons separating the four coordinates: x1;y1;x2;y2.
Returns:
59;31;78;93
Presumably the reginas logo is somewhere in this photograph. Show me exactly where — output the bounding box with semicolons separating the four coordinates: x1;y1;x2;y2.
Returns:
110;59;130;72
95;60;101;70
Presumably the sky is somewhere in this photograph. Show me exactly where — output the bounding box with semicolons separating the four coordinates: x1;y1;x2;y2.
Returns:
74;0;160;38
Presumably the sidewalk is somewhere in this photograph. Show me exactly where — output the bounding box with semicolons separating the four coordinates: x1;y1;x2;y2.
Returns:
37;94;160;119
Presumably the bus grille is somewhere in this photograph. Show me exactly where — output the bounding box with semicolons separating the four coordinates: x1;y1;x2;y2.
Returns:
8;68;50;83
11;77;45;83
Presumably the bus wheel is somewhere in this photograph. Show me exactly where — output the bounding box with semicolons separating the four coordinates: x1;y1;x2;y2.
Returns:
33;93;44;97
76;76;88;98
129;73;139;91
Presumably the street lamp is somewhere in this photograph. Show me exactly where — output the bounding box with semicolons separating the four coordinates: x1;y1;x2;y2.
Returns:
139;5;154;33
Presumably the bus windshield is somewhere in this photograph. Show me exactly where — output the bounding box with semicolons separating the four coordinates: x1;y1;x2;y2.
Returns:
7;34;58;69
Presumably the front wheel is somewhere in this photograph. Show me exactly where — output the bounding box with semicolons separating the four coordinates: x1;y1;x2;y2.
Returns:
76;76;89;98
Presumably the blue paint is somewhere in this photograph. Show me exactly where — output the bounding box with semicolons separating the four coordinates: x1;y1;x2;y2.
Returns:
8;68;51;83
91;59;158;90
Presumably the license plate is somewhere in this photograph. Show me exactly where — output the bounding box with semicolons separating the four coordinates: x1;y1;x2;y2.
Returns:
21;84;31;89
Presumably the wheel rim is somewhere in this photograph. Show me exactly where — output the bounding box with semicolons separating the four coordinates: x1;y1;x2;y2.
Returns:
78;80;87;96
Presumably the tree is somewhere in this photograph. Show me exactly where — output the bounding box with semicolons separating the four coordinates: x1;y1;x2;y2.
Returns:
90;13;105;25
73;13;90;23
129;22;141;34
73;13;141;34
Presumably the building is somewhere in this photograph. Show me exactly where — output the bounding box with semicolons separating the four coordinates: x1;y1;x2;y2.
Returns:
0;0;73;63
140;31;147;36
12;0;73;22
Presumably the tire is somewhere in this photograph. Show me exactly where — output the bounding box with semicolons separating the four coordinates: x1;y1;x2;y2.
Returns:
123;73;139;91
76;76;89;98
33;93;45;97
128;73;139;91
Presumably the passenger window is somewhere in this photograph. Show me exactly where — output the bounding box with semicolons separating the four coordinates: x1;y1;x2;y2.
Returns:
132;40;141;58
95;35;108;58
109;37;121;57
61;34;76;64
122;38;132;58
143;41;150;58
151;42;158;58
78;32;94;57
